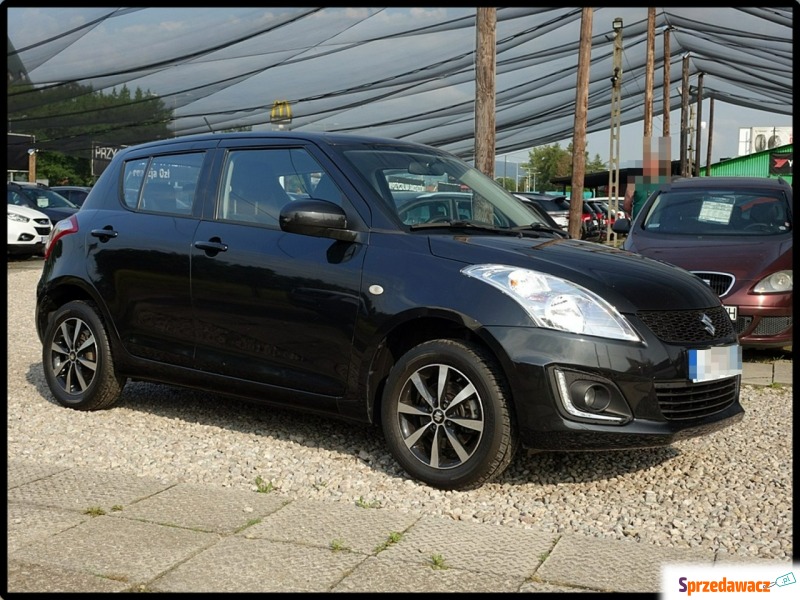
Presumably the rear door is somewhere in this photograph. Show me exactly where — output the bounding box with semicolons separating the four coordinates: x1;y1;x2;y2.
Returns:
85;144;212;366
190;141;367;400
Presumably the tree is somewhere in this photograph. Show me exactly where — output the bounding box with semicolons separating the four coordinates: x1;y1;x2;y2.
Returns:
8;81;173;184
521;143;607;191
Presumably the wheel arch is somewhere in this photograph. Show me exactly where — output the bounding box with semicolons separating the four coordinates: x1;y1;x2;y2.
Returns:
37;277;122;354
362;309;520;428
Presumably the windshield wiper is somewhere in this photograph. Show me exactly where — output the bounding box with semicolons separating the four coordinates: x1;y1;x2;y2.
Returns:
510;223;570;237
409;220;521;236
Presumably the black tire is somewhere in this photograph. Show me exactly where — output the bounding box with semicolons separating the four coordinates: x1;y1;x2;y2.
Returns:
42;300;125;410
381;339;518;490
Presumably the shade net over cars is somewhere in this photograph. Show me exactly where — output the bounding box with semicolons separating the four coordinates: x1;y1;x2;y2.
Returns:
6;7;793;161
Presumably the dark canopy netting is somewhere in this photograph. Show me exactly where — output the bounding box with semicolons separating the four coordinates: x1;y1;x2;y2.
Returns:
6;6;794;160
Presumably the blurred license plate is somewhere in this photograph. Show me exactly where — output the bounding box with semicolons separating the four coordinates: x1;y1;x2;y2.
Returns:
723;305;738;320
688;345;742;382
40;235;49;244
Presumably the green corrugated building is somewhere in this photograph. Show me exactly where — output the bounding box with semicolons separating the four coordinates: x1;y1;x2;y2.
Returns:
700;143;792;186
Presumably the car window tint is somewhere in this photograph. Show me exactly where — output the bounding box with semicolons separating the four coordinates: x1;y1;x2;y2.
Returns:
140;153;204;215
643;190;791;235
122;159;150;208
218;148;332;227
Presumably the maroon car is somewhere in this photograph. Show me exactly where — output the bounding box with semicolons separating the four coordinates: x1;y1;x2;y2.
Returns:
613;176;792;349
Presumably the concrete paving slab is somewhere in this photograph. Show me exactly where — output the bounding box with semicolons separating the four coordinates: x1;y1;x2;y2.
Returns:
519;579;601;593
741;363;773;386
377;515;555;579
6;559;133;593
242;498;421;555
148;536;365;592
11;515;217;585
772;361;793;386
7;504;89;552
7;458;71;489
6;465;174;512
713;551;793;565
536;534;715;593
333;555;521;592
113;482;289;533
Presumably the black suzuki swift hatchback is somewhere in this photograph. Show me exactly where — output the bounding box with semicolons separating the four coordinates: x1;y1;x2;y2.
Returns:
36;132;744;490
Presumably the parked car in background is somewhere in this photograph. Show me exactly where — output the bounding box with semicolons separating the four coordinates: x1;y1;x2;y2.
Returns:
51;185;92;207
591;196;628;223
7;181;80;224
613;176;792;349
7;203;52;258
586;200;608;229
514;192;601;241
36;131;744;490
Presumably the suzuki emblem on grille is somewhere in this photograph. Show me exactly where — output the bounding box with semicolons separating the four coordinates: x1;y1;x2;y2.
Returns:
700;313;715;336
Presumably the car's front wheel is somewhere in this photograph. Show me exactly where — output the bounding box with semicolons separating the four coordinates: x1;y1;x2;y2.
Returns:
381;339;517;490
42;300;125;410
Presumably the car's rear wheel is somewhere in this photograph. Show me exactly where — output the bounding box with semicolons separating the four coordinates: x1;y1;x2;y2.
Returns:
42;300;125;410
381;339;517;490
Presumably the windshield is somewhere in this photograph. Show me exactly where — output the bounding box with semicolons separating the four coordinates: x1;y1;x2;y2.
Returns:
641;188;791;236
16;186;78;209
341;146;549;230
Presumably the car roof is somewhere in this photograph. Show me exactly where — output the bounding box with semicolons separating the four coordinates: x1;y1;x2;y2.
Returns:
663;176;791;191
117;130;437;157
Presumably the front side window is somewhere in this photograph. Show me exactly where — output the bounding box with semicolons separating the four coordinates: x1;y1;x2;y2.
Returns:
218;148;339;226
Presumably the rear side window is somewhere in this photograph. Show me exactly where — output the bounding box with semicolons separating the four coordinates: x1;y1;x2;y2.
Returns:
122;152;205;215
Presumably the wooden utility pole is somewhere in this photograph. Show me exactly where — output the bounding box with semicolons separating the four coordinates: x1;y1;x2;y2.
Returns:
568;7;592;239
694;72;704;177
643;7;655;138
662;26;671;137
607;16;624;245
474;7;496;178
27;149;37;183
679;55;690;176
705;97;715;174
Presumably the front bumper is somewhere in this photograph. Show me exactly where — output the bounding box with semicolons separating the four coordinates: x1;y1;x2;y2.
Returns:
484;325;745;452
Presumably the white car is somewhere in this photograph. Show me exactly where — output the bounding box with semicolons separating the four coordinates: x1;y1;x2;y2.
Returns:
7;203;52;258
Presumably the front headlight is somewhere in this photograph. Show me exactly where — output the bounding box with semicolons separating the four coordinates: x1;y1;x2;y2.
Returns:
753;270;792;293
461;264;642;342
8;212;29;223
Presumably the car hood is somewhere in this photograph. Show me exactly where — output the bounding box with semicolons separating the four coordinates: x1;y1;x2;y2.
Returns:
45;207;80;223
627;236;792;281
7;204;50;220
428;235;720;313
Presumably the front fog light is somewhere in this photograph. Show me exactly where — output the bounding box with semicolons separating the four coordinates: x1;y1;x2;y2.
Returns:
554;368;632;424
571;381;612;412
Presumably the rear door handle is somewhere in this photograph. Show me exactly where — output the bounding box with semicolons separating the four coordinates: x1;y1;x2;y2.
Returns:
194;239;228;255
90;227;118;241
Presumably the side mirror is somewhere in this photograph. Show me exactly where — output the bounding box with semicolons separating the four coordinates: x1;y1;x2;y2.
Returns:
612;218;631;234
279;199;357;242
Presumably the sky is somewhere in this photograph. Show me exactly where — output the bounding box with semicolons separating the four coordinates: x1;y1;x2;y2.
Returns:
6;7;793;170
501;105;794;170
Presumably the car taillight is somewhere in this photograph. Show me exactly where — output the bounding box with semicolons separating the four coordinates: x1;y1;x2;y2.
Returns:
44;214;79;259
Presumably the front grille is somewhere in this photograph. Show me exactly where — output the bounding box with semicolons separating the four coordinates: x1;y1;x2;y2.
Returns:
690;271;734;297
33;218;51;236
655;377;739;420
752;316;792;336
637;306;735;344
734;316;753;335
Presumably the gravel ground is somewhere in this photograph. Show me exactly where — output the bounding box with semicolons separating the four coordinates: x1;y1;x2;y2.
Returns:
7;265;793;560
